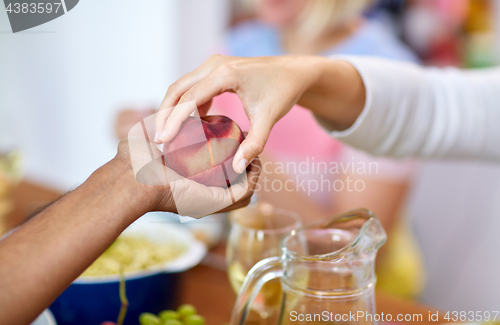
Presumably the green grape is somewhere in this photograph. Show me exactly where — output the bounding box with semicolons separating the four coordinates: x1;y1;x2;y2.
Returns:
177;304;197;318
139;312;161;325
163;320;183;325
184;314;205;325
159;310;181;322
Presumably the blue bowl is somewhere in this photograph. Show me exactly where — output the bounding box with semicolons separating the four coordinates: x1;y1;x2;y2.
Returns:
50;272;180;325
50;219;206;325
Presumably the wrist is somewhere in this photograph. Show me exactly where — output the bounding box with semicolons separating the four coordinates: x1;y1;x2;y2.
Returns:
299;57;366;131
84;158;165;225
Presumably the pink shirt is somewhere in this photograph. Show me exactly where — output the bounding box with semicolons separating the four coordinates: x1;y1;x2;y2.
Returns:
213;93;342;161
211;20;419;205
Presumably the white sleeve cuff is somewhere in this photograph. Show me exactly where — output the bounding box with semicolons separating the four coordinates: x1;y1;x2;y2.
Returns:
314;55;425;158
314;55;500;161
318;56;373;138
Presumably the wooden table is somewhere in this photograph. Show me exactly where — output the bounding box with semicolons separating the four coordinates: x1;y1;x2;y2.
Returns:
8;180;450;325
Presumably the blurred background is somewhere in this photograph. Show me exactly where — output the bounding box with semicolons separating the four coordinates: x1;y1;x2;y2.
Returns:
1;0;500;316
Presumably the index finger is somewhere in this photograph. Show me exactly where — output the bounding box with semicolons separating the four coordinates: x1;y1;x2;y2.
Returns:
155;70;208;141
157;54;229;122
158;69;233;143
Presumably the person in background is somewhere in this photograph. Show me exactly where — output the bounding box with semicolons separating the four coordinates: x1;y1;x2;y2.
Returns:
212;0;423;298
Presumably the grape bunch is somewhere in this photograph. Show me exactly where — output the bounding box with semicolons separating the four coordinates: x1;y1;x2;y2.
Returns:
139;304;206;325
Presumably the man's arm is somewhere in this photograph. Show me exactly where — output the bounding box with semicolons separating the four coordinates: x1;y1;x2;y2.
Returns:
0;147;165;325
0;139;260;325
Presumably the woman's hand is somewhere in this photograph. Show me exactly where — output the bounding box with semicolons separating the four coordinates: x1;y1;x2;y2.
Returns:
154;55;365;174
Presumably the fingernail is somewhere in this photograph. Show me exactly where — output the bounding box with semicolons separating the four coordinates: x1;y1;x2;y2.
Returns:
158;130;167;140
154;132;159;142
236;159;248;174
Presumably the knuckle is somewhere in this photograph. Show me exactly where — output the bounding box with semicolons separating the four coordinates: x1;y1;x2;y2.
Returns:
117;138;129;152
207;53;225;63
215;61;237;78
239;197;251;208
180;91;196;103
247;140;265;156
166;83;179;96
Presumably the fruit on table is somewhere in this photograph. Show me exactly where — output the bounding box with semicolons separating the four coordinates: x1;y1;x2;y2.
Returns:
177;304;197;318
163;115;245;187
159;310;181;322
139;312;161;325
141;304;205;325
184;315;205;325
164;320;183;325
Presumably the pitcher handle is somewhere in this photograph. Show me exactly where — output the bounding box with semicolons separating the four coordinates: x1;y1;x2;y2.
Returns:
229;256;284;325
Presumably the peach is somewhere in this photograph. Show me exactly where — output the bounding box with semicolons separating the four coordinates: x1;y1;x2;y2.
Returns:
163;115;245;187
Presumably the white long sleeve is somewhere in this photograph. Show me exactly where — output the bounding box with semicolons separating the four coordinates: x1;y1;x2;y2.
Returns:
320;56;500;161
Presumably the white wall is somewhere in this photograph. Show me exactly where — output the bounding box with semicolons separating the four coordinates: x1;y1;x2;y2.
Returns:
0;0;180;189
178;0;230;72
0;0;231;190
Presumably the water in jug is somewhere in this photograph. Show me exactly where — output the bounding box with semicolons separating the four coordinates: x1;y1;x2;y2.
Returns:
230;209;387;325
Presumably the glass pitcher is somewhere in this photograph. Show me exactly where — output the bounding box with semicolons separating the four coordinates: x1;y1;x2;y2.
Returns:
230;209;387;325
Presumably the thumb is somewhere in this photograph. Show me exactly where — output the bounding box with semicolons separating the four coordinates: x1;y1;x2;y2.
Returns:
232;121;272;174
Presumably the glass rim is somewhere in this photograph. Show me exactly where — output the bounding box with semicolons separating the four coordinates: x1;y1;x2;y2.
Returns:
281;208;385;261
231;206;302;235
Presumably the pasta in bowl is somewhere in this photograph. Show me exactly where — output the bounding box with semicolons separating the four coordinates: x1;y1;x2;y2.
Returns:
50;216;207;325
81;235;186;277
